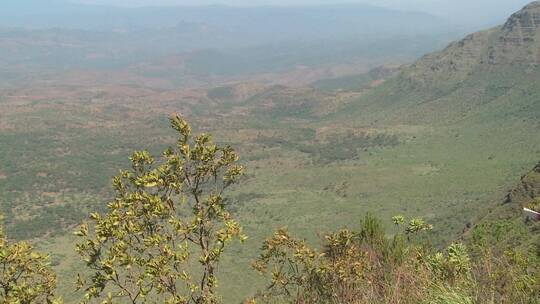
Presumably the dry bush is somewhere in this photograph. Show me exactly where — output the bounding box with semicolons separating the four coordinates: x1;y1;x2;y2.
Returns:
251;215;539;304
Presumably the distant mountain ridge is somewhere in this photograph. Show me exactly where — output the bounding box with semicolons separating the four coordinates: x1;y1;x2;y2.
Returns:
338;1;540;125
494;1;540;65
0;1;446;33
404;1;540;86
0;1;464;88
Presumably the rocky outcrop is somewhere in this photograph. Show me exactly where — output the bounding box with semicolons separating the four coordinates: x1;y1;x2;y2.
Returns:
501;1;540;37
488;1;540;65
504;162;540;205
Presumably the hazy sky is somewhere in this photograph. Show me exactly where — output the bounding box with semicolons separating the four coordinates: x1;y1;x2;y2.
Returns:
75;0;532;24
77;0;531;11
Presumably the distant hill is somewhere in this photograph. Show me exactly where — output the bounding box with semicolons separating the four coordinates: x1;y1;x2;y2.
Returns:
311;65;400;92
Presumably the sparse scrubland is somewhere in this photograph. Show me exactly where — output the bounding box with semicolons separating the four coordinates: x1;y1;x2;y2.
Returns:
1;117;539;303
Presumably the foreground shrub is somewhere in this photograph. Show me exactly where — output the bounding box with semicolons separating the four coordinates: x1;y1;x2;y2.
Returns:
0;222;59;303
75;115;245;304
251;215;540;304
470;221;540;304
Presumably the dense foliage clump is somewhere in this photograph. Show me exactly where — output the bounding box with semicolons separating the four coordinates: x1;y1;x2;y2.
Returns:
0;221;60;303
526;197;540;212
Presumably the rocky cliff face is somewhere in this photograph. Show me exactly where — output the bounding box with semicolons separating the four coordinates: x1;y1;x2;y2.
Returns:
500;2;540;40
403;1;540;86
505;162;540;206
489;1;540;65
